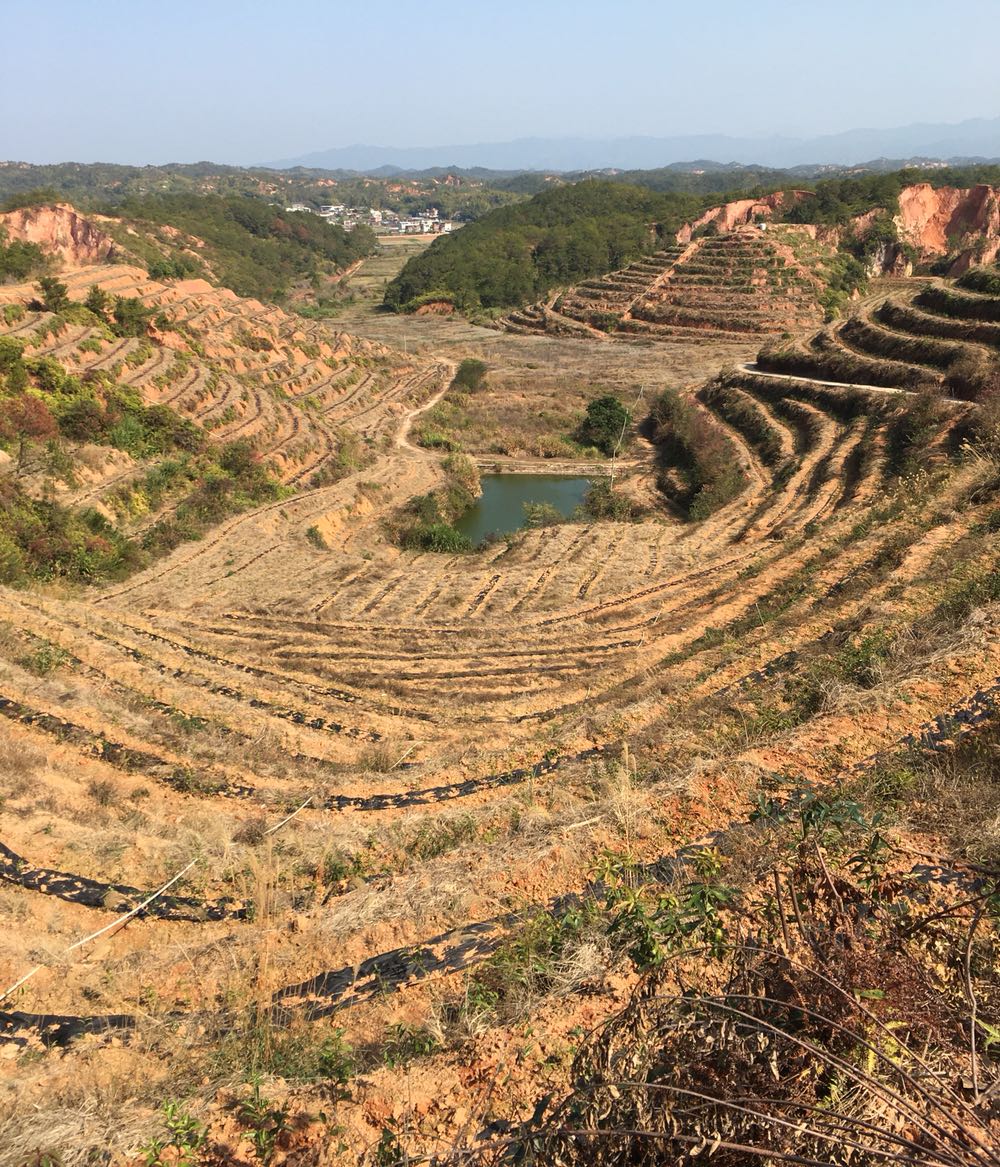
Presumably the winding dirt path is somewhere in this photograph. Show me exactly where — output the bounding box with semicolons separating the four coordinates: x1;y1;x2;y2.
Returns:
395;359;456;453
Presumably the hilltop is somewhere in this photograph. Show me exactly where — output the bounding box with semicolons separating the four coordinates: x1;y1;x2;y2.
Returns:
504;179;1000;342
0;161;526;224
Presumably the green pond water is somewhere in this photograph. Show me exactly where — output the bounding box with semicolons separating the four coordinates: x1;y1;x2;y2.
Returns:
454;474;594;543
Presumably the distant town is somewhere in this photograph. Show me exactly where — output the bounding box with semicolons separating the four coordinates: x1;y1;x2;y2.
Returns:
284;202;457;235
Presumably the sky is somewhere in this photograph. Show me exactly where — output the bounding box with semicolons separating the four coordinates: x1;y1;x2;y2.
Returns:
4;0;1000;165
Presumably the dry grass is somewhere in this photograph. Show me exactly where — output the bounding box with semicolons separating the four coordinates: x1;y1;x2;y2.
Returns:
0;732;46;793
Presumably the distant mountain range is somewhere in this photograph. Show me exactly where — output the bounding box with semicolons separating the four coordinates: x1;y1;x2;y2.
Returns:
273;117;1000;174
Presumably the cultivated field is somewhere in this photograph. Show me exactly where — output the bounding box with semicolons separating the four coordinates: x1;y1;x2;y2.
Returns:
2;233;1000;1164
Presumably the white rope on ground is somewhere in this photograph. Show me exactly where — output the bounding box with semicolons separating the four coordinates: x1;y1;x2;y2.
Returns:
0;859;199;1005
1;791;319;1008
389;745;416;771
263;794;313;836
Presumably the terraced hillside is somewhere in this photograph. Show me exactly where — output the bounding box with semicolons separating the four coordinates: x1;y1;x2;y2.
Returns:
0;264;445;507
757;264;1000;402
504;228;829;343
3;247;1000;1163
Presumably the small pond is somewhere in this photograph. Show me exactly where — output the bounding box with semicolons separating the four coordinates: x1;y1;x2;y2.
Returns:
454;474;595;544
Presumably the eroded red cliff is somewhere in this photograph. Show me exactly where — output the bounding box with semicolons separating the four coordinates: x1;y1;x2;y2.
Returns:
0;203;117;265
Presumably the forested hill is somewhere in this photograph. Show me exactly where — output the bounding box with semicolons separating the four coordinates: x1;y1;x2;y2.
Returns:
0;191;378;303
107;193;377;301
382;181;714;313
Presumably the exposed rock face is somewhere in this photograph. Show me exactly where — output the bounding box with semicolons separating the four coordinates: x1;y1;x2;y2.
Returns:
414;300;454;315
677;191;810;243
0;204;116;266
677;184;1000;277
894;183;1000;272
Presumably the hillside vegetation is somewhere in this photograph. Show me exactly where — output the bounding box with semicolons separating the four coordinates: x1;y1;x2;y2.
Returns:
0;239;448;587
0;230;50;283
106;193;378;302
782;162;1000;224
393;164;1000;321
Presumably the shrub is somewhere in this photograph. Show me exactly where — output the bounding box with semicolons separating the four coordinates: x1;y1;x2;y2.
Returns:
35;275;69;313
450;358;488;391
575;394;630;456
112;296;154;338
400;521;472;552
523;501;564;527
84;284;111;316
0;229;47;282
392;454;479;552
649;387;748;519
147;254;200;281
140;1101;206;1167
0;393;58;471
580;479;641;520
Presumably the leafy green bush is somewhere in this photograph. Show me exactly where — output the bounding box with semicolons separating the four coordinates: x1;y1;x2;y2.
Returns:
0;228;48;282
112;296;155;338
523;501;564;527
147;254;201;281
0;478;141;585
36;275;70;313
575;394;630;456
580;479;642;520
400;521;472;552
392;454;479;552
450;358;488;391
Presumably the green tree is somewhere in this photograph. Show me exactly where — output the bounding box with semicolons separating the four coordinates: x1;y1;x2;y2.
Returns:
0;229;47;282
451;358;488;391
576;394;630;456
84;283;111;318
383;181;710;313
36;275;70;313
111;296;154;337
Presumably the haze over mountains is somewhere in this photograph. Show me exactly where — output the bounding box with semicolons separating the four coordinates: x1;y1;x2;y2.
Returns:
274;116;1000;174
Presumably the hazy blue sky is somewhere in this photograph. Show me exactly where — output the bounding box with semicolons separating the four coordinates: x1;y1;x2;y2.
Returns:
4;0;999;164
